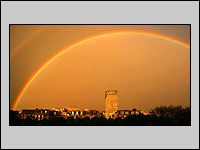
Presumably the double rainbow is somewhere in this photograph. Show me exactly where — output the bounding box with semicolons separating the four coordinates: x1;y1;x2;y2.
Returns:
12;31;190;109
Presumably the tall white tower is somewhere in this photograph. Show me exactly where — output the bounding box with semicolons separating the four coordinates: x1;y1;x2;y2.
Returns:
105;90;118;118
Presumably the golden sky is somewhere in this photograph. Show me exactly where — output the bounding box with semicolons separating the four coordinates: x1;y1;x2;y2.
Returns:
10;25;190;111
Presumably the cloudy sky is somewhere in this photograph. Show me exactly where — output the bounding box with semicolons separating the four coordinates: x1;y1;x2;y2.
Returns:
10;25;190;111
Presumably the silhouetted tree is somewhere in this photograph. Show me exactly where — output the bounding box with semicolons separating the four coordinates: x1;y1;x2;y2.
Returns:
149;105;191;125
10;105;191;126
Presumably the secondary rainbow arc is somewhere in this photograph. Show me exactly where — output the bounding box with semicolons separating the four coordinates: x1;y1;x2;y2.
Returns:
10;25;47;60
12;31;190;109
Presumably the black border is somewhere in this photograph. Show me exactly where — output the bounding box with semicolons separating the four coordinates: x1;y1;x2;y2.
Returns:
9;24;191;126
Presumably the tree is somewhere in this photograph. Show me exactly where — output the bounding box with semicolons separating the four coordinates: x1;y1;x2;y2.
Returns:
149;105;191;125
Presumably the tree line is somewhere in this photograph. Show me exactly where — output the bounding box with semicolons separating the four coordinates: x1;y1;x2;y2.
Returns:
10;105;190;126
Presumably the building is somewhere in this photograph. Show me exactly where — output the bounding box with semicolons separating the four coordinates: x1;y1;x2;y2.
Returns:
105;90;118;118
61;109;103;119
116;108;141;118
18;109;55;120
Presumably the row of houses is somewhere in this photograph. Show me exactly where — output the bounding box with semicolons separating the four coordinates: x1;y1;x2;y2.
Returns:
17;108;103;120
15;108;144;120
17;109;55;120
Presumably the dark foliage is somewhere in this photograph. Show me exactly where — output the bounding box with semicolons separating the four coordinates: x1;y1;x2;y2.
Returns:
10;105;191;126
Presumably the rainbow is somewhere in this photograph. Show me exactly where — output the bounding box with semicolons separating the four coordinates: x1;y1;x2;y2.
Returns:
12;31;190;109
10;25;47;60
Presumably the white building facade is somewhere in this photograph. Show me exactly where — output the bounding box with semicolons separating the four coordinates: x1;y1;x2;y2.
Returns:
105;90;118;118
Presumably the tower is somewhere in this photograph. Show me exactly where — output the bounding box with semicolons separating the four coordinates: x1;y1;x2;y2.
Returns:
105;90;118;118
